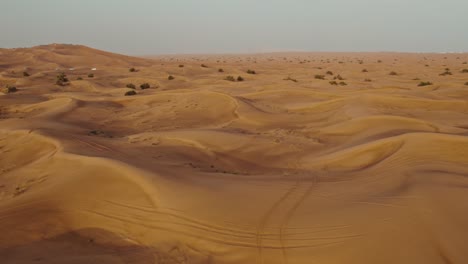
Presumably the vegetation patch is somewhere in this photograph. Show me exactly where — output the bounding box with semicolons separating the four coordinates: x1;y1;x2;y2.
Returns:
2;85;18;94
284;76;298;82
140;83;151;89
440;68;452;76
225;76;236;82
125;90;137;96
314;75;325;80
56;73;69;86
418;81;433;87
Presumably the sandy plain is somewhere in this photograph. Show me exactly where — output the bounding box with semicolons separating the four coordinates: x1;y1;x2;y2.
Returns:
1;44;468;263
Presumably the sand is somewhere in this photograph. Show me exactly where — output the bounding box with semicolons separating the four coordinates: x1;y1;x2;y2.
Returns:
1;44;468;263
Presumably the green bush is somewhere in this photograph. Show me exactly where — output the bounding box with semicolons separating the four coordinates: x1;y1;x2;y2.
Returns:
461;69;468;73
339;81;347;86
326;71;333;75
126;83;136;89
140;83;150;89
237;76;244;82
329;81;338;85
218;68;224;73
168;75;175;80
418;81;433;87
125;90;137;96
247;69;256;74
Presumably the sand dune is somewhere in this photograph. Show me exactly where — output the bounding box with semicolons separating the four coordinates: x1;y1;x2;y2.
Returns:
1;45;468;263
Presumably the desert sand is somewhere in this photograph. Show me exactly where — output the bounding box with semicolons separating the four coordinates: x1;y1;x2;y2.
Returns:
1;44;468;264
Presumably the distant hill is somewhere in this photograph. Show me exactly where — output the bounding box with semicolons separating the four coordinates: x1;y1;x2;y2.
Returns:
0;44;154;70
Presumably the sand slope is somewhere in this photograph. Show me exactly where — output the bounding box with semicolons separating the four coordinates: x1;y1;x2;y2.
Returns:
1;46;468;263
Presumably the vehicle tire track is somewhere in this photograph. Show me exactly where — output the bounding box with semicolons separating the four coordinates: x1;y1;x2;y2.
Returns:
278;174;318;264
256;181;300;264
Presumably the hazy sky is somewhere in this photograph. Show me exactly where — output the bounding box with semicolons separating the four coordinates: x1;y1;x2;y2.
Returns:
1;0;467;55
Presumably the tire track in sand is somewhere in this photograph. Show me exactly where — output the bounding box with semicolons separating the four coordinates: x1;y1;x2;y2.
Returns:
278;174;318;264
256;181;300;264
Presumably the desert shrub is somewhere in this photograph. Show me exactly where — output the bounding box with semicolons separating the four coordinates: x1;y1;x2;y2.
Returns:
362;69;368;72
339;81;347;86
126;83;136;89
461;69;468;73
237;76;244;82
88;73;94;78
3;86;18;93
334;74;344;80
179;65;184;68
377;60;382;63
389;71;398;76
465;82;468;86
77;77;83;80
284;76;298;82
129;68;137;72
225;76;236;82
364;79;372;82
140;83;150;89
314;75;325;80
463;62;467;64
247;69;256;74
418;81;433;87
125;90;137;96
201;64;208;68
329;81;338;85
56;72;69;86
168;75;175;80
218;68;224;73
23;71;30;77
439;70;452;76
326;71;333;75
413;78;421;80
